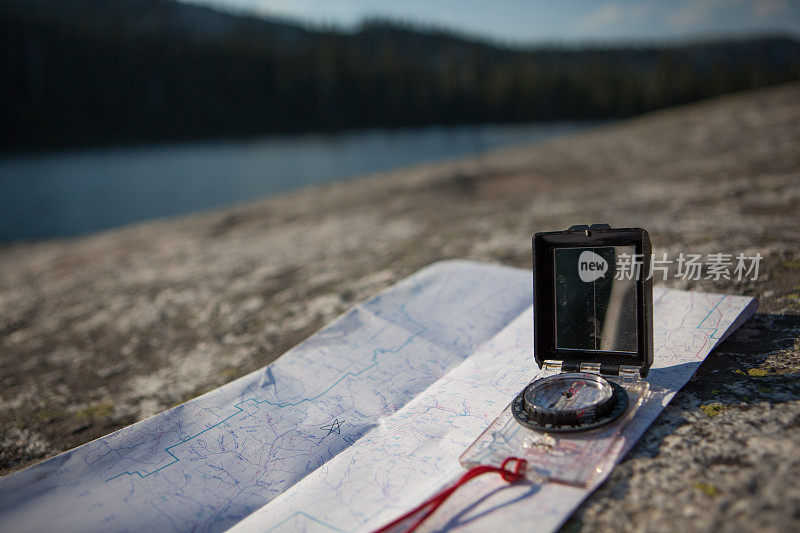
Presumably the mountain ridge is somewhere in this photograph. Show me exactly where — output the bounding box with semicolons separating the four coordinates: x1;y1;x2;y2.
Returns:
3;0;800;150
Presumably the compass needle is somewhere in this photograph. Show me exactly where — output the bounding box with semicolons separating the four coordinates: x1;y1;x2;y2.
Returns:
513;373;628;433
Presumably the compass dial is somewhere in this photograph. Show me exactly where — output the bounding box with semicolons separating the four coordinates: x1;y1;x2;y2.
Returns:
512;373;628;433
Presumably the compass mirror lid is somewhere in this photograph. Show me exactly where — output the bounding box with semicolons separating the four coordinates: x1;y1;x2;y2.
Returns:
532;225;654;377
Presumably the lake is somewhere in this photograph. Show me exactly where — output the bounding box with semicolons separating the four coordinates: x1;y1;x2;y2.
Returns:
0;122;594;242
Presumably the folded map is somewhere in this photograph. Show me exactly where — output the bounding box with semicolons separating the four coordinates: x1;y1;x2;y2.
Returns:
0;261;757;532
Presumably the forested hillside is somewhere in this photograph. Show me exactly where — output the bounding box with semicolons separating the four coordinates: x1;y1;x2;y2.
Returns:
3;0;799;150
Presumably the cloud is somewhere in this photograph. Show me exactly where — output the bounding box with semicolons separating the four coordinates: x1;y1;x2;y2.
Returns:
574;1;651;32
667;1;713;27
666;0;791;28
752;0;790;17
574;2;626;31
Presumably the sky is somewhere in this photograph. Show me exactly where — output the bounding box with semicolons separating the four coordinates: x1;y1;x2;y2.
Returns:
181;0;800;45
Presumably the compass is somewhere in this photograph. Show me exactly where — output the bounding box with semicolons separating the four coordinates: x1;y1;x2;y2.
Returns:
511;373;628;433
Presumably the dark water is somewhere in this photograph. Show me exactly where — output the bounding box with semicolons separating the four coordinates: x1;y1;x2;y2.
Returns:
0;122;593;242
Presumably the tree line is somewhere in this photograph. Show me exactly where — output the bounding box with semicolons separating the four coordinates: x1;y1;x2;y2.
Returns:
2;0;800;151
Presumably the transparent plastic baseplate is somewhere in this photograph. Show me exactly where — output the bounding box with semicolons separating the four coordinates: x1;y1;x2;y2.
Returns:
459;369;650;488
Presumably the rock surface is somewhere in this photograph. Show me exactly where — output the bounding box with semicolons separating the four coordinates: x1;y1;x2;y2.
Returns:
1;83;799;531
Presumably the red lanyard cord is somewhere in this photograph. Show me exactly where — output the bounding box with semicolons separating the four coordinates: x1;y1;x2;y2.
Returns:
372;457;528;533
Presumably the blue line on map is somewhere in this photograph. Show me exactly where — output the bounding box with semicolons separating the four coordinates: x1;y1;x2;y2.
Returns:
105;335;419;482
696;295;726;338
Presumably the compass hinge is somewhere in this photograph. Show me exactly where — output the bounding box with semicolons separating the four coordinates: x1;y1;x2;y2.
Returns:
542;360;643;380
541;360;563;377
579;362;601;374
618;365;642;382
544;360;608;375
